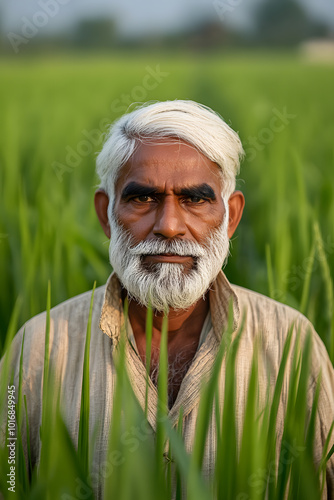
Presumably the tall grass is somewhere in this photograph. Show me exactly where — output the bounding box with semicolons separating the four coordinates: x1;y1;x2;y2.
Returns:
0;50;333;498
0;287;332;499
0;53;333;358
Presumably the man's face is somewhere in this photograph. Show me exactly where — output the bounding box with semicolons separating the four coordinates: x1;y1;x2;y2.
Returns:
114;139;226;252
109;139;230;311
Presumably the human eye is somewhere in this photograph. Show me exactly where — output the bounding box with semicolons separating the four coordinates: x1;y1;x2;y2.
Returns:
132;195;155;203
184;195;206;204
191;196;205;203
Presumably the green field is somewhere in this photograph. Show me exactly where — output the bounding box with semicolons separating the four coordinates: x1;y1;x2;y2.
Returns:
0;51;333;499
1;52;333;357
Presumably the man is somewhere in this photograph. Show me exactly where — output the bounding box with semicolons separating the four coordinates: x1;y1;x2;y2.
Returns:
1;100;334;498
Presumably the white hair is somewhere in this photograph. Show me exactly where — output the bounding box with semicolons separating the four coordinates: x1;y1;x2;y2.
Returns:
96;100;244;211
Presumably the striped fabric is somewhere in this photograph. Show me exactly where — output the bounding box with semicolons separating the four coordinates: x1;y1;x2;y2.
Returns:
1;271;334;498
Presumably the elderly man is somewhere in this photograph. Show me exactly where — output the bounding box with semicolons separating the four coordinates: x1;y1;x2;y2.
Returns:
1;100;334;498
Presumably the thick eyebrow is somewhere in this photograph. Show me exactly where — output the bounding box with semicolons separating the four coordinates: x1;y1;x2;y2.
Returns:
120;181;216;201
121;182;159;199
178;184;216;201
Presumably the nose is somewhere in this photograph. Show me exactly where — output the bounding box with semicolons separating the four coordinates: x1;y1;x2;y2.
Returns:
153;197;186;239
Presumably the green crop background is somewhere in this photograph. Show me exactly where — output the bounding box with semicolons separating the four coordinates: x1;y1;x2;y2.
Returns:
0;52;333;360
0;51;334;499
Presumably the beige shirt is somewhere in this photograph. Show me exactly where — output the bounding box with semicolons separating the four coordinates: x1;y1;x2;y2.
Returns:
1;271;334;498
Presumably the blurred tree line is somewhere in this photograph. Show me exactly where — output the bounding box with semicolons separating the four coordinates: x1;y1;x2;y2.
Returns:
0;0;332;55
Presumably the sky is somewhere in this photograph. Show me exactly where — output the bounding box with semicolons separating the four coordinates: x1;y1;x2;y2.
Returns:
2;0;334;39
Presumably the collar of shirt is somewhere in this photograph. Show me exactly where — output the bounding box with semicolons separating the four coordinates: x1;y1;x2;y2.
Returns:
127;310;213;355
99;270;240;344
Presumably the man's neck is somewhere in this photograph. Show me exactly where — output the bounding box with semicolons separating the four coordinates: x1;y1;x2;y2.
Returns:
125;292;210;408
125;292;210;349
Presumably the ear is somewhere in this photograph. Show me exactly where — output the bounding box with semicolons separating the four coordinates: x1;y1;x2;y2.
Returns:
94;189;111;239
227;190;245;239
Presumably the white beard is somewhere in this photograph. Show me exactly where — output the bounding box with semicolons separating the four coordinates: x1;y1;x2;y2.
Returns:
108;208;230;313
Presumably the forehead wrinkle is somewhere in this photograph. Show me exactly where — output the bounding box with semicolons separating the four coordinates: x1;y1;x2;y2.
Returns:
128;139;211;170
116;141;224;197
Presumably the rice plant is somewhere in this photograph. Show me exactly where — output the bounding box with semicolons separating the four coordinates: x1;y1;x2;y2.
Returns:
0;285;333;499
0;51;333;498
0;53;333;355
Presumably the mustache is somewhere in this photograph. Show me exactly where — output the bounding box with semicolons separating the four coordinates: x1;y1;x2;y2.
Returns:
128;238;206;258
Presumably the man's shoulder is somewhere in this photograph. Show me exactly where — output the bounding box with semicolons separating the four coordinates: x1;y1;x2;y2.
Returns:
16;284;107;344
229;283;333;378
0;284;110;379
231;283;313;332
